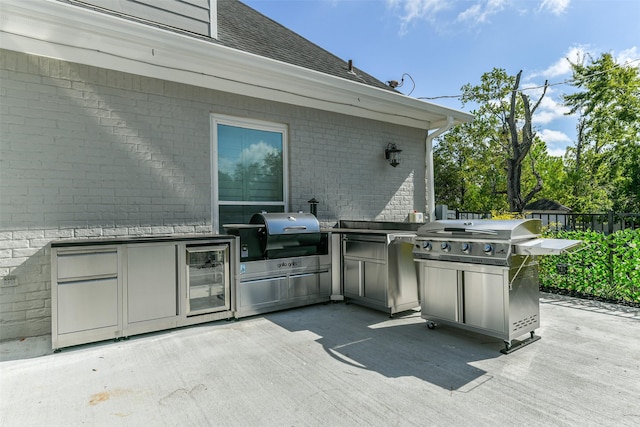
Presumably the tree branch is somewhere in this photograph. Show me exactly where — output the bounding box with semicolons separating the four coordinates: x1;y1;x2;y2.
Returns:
531;79;549;114
522;150;544;206
508;71;522;152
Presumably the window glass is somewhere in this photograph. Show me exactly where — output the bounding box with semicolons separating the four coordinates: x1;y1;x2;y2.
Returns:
217;124;283;202
212;117;287;232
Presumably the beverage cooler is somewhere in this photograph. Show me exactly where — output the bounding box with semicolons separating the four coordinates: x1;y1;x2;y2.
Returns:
185;245;231;315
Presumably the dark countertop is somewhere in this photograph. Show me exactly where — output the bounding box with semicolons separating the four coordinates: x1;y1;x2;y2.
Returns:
50;234;236;247
324;228;417;236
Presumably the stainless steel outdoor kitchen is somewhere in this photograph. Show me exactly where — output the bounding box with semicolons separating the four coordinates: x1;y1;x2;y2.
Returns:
50;214;580;354
413;218;581;353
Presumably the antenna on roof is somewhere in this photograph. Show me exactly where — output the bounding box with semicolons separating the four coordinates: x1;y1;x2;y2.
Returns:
386;73;415;96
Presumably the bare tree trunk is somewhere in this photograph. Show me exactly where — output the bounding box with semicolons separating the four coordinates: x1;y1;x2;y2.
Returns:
506;70;548;212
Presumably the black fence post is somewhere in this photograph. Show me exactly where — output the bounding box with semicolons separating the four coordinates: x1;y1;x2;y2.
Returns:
608;210;614;234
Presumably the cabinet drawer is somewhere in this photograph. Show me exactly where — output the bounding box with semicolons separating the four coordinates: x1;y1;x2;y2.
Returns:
57;250;118;281
344;239;386;262
239;277;283;308
57;278;118;334
290;272;323;298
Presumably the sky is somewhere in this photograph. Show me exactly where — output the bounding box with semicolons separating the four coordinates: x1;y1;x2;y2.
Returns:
242;0;640;157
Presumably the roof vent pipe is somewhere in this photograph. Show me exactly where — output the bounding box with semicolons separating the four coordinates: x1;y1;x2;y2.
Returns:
348;59;354;73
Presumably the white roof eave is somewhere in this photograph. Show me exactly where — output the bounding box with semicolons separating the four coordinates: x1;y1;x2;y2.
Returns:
0;0;473;130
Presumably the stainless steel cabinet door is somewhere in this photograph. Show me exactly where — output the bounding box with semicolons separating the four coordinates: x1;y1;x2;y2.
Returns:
421;265;459;322
463;271;506;333
363;261;386;303
126;244;177;323
343;258;361;296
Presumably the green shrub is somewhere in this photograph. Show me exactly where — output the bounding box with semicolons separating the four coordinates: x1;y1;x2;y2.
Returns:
539;228;640;303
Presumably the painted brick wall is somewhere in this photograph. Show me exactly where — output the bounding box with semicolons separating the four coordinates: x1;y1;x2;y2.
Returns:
0;49;427;340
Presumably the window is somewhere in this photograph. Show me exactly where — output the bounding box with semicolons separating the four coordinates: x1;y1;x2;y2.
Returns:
211;115;288;232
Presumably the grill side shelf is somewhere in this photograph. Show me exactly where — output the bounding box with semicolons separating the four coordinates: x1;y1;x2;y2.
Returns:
514;238;582;256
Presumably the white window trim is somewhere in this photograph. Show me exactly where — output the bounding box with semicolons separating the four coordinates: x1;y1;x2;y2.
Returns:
210;114;289;232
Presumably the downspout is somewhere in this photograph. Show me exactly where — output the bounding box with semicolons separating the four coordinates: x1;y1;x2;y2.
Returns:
425;116;454;222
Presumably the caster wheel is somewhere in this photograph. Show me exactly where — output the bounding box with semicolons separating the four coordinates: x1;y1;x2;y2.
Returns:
504;341;512;351
427;321;436;330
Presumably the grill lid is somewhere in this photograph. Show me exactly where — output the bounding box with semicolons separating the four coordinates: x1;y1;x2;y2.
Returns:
250;212;320;235
416;219;541;241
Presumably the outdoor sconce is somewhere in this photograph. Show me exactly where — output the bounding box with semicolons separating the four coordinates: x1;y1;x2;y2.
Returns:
385;143;402;167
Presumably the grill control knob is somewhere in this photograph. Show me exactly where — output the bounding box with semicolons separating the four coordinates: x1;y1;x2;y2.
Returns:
440;242;450;252
422;241;432;251
483;243;493;255
461;243;471;254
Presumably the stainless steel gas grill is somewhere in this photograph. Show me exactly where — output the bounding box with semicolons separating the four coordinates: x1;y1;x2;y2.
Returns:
413;219;580;353
224;212;331;318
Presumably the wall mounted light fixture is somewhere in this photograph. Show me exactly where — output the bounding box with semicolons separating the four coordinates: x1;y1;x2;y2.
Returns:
385;143;402;167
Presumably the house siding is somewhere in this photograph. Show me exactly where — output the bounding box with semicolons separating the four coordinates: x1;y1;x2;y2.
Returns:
0;49;426;340
72;0;212;37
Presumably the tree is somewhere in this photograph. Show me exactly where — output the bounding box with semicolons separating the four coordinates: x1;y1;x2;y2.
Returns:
434;121;508;212
458;68;549;212
563;53;640;212
523;139;567;204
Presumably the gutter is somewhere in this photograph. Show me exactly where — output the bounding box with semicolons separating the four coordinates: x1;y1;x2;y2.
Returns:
425;116;455;222
0;0;473;131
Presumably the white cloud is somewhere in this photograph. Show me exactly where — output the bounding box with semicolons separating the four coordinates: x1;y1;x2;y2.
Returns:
218;141;278;175
538;129;572;157
457;0;507;24
240;141;278;166
528;45;587;80
616;47;640;69
387;0;572;33
386;0;450;34
539;0;570;15
457;4;482;22
547;147;568;157
532;94;573;125
527;45;639;86
538;128;572;144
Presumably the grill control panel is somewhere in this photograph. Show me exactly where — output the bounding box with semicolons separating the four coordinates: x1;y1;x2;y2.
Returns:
413;239;512;265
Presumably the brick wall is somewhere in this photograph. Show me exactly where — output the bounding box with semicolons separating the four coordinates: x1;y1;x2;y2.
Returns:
0;49;427;340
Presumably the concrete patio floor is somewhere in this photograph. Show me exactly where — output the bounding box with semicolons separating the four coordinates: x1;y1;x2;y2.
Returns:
1;293;639;426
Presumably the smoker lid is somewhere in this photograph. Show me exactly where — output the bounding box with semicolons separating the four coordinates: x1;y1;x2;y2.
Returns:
250;212;320;235
416;219;541;241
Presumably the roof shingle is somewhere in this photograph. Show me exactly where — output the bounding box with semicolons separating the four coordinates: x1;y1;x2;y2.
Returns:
216;1;394;91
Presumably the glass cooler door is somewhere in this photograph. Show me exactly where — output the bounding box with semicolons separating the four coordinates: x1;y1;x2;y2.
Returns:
186;245;230;315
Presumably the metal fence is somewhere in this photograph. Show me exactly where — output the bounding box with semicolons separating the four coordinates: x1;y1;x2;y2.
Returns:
454;210;640;234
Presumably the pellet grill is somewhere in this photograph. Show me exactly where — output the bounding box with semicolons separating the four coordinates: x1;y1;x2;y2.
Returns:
413;219;580;353
224;212;331;318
